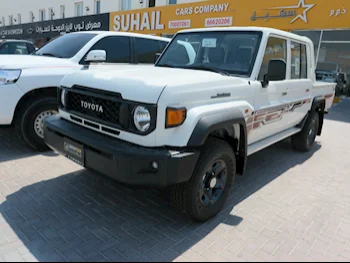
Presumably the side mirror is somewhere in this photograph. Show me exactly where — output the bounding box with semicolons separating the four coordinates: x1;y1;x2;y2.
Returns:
261;74;269;88
267;59;286;81
85;50;106;63
154;53;161;63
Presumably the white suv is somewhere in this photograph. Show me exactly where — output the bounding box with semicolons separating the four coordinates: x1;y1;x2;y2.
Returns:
44;27;335;222
0;31;170;150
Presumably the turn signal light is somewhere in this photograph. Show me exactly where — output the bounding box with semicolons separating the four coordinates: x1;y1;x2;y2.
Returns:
166;107;187;128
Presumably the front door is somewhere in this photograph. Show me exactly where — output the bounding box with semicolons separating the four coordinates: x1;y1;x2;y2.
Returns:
248;36;289;145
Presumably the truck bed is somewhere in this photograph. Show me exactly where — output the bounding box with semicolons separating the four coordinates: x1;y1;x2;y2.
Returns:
312;81;336;111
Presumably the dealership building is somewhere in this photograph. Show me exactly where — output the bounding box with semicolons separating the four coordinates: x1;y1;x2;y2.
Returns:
1;0;350;76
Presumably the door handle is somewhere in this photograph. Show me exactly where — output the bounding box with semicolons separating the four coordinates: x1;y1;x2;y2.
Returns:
282;92;288;96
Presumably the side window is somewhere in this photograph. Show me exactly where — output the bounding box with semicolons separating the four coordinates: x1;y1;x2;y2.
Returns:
12;43;29;54
135;38;161;63
89;36;131;63
291;42;301;79
258;37;287;80
0;44;9;54
291;42;308;79
158;40;168;52
26;43;35;54
301;44;307;78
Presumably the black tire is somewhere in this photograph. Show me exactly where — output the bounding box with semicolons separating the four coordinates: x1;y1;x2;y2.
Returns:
15;97;58;151
170;137;236;222
291;111;319;152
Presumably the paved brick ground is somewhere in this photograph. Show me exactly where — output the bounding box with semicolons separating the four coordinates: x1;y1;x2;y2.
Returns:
0;99;350;262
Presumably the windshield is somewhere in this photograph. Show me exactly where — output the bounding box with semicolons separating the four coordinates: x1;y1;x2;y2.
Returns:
156;31;262;77
35;33;97;58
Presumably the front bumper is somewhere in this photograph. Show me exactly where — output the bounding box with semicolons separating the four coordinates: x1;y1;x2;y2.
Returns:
43;116;200;187
0;83;24;125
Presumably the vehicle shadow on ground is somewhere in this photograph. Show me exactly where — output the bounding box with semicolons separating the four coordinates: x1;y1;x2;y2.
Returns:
0;137;321;262
0;128;58;163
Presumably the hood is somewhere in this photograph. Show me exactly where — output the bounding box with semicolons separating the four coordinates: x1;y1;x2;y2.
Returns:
62;66;245;104
0;55;76;69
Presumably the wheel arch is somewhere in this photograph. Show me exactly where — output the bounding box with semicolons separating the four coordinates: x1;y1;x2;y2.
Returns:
311;96;326;136
187;110;247;176
12;87;58;125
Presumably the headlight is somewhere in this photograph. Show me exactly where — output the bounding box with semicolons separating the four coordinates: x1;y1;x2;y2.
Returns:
0;70;21;85
133;106;151;132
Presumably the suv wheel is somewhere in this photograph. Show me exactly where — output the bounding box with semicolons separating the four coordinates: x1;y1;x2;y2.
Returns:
291;111;319;152
16;97;58;151
171;138;236;222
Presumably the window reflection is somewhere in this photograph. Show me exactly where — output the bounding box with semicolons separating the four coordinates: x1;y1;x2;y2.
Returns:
292;30;321;61
293;29;350;95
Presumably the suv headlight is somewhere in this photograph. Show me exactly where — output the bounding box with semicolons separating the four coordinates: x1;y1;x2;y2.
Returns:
0;70;21;85
133;106;151;132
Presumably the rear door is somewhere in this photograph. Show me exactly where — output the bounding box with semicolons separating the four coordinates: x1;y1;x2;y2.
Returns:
249;35;289;144
284;40;312;127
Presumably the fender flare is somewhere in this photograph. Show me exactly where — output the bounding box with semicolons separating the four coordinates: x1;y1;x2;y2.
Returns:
187;110;247;175
312;96;326;136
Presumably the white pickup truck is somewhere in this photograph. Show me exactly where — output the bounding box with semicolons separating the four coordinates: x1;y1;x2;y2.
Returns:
0;31;170;150
44;27;336;222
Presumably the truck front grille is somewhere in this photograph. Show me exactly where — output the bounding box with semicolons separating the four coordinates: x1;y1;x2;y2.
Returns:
65;86;121;127
59;85;157;136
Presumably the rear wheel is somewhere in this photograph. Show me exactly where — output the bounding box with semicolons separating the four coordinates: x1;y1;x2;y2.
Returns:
291;111;319;152
15;97;58;151
171;138;236;222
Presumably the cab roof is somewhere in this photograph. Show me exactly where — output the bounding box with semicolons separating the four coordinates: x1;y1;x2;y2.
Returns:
1;39;33;44
71;31;171;42
177;26;312;45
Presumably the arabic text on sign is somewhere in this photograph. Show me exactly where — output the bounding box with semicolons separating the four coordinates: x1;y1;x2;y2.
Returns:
330;8;347;17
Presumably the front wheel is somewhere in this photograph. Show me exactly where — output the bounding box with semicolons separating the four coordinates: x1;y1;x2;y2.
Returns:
15;97;58;151
171;138;236;222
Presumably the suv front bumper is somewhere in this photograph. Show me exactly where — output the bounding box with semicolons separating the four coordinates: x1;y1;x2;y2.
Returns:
43;116;199;187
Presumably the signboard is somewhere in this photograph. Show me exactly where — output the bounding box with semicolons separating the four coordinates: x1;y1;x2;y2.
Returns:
110;1;235;35
0;13;110;39
109;0;350;35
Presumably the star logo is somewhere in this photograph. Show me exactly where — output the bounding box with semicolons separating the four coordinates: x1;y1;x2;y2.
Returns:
265;0;316;23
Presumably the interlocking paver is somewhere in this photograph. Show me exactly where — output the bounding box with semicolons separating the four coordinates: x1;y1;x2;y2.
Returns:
1;99;350;262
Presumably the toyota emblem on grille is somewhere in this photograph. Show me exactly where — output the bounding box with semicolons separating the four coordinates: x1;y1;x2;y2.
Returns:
81;101;104;113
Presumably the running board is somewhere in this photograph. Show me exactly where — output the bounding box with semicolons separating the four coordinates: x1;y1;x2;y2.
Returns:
247;127;301;156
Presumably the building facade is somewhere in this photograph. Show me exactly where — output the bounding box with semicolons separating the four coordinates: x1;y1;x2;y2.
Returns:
0;0;202;26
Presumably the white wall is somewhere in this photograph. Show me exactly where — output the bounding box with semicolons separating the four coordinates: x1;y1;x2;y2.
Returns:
0;0;204;26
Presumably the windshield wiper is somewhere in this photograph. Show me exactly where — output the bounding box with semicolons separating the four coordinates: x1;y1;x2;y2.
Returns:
185;65;231;76
41;53;62;58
